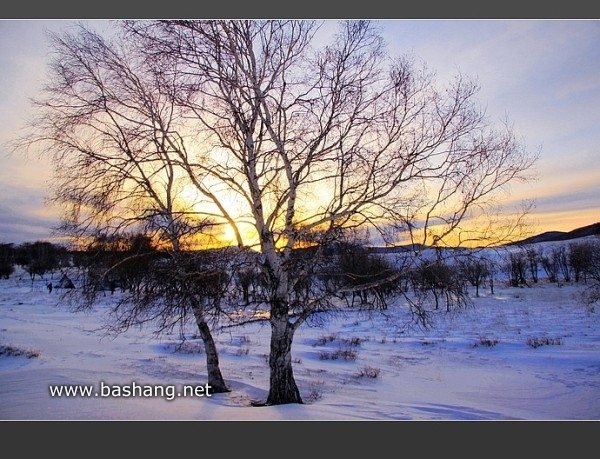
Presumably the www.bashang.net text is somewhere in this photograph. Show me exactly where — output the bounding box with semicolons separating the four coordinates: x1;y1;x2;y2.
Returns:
48;381;212;401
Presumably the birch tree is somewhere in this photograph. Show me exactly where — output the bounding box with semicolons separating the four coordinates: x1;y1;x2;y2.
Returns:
122;19;535;405
17;25;231;393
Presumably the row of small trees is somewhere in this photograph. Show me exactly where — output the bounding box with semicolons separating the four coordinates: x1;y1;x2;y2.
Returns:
0;241;70;281
503;239;600;287
5;236;596;302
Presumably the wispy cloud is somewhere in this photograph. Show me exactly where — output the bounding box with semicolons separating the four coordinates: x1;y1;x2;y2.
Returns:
0;183;58;244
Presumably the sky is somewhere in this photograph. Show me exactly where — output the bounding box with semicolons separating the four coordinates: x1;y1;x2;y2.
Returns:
0;19;599;245
1;242;599;420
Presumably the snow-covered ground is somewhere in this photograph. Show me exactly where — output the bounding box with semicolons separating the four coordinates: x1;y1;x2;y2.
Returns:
1;261;599;420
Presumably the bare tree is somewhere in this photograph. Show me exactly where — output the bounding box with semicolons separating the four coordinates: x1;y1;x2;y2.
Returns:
570;239;597;283
16;24;231;393
582;238;600;306
539;246;559;284
525;247;540;283
413;256;470;312
540;245;570;285
0;243;15;279
123;19;536;404
19;20;536;405
458;255;491;297
327;241;400;309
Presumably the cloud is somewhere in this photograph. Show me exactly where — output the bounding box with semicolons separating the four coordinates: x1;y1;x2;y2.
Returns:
0;184;59;244
531;189;600;215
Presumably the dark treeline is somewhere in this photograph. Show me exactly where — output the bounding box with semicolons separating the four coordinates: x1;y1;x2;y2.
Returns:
4;235;600;304
0;240;70;281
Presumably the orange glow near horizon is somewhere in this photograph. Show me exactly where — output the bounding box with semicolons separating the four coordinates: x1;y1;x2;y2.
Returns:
5;150;599;249
39;204;598;251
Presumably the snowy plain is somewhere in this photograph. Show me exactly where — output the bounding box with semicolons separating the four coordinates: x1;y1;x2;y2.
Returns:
1;242;600;421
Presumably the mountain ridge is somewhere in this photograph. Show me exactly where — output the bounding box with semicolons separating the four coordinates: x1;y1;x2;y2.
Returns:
508;222;600;246
371;222;600;253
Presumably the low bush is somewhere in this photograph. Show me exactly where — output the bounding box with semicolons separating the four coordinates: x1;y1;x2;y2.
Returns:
526;336;564;348
318;347;358;361
357;366;381;378
475;336;499;348
0;344;40;358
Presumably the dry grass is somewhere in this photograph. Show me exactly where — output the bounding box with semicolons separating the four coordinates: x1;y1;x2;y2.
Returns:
0;344;40;359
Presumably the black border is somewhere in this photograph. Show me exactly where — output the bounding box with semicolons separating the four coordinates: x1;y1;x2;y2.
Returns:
1;1;599;19
2;420;599;454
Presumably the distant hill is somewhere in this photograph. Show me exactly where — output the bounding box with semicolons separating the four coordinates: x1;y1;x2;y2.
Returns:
509;222;600;246
370;223;600;252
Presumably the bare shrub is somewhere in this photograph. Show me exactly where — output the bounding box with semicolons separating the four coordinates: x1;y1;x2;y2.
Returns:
305;379;325;403
318;348;358;361
234;347;250;356
474;336;499;348
357;366;381;378
313;333;339;347
0;344;40;359
343;336;364;347
526;336;564;348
